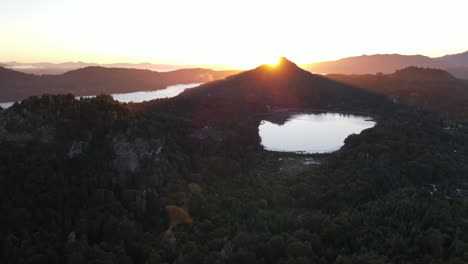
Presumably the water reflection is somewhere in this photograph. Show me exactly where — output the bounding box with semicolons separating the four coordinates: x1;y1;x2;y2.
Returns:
259;113;376;153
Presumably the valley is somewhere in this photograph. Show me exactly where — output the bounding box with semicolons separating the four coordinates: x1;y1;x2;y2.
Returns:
1;58;468;263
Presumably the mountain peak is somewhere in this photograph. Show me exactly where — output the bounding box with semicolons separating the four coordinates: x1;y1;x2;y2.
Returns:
269;57;297;68
277;56;298;67
257;57;306;76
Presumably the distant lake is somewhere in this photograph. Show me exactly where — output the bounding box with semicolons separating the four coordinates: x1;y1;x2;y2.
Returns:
88;83;203;103
0;102;14;109
0;83;202;108
259;113;376;153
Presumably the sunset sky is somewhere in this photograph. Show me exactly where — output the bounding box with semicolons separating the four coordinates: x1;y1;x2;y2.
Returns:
1;0;467;69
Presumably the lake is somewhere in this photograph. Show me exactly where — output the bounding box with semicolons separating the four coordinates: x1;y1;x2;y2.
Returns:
0;102;14;109
0;83;202;108
259;112;376;153
92;83;202;103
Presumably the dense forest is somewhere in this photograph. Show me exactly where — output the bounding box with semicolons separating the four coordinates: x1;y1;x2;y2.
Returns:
2;59;468;264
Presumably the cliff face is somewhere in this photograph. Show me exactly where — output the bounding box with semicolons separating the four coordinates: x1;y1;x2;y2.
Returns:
0;94;189;189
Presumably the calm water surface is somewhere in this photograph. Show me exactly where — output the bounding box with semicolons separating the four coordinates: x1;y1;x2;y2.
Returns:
0;102;14;109
108;83;202;103
0;83;202;108
259;113;376;153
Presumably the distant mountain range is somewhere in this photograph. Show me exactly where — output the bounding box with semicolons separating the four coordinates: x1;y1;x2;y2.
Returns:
0;62;234;75
303;50;468;79
435;50;468;66
0;66;240;102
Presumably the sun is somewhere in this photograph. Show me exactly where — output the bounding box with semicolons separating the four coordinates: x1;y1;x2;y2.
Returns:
266;57;281;67
231;56;282;70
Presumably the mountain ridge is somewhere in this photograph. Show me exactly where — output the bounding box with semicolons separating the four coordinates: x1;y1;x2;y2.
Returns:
304;51;468;79
436;50;468;66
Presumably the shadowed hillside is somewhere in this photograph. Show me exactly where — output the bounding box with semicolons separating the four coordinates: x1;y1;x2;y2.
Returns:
327;67;468;115
141;57;389;122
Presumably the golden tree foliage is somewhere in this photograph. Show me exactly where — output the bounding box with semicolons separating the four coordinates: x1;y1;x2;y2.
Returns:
163;205;193;240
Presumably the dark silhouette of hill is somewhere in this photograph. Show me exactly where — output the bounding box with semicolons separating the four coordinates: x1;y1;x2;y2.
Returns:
327;67;468;114
0;66;240;102
304;52;468;79
0;67;42;101
144;57;388;122
392;66;457;81
0;66;37;80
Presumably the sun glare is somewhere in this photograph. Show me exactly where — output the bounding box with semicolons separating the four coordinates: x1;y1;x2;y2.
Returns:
266;57;281;67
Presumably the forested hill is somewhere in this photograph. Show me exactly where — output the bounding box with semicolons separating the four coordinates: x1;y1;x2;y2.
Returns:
138;57;390;122
0;66;240;102
327;67;468;115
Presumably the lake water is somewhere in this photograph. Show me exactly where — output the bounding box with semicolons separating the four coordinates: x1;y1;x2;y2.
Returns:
0;102;14;109
259;113;376;153
98;83;202;103
0;83;202;108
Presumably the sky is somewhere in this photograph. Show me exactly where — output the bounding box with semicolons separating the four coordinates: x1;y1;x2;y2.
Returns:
1;0;468;69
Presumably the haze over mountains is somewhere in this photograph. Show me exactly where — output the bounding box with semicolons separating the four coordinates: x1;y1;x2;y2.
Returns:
304;50;468;79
